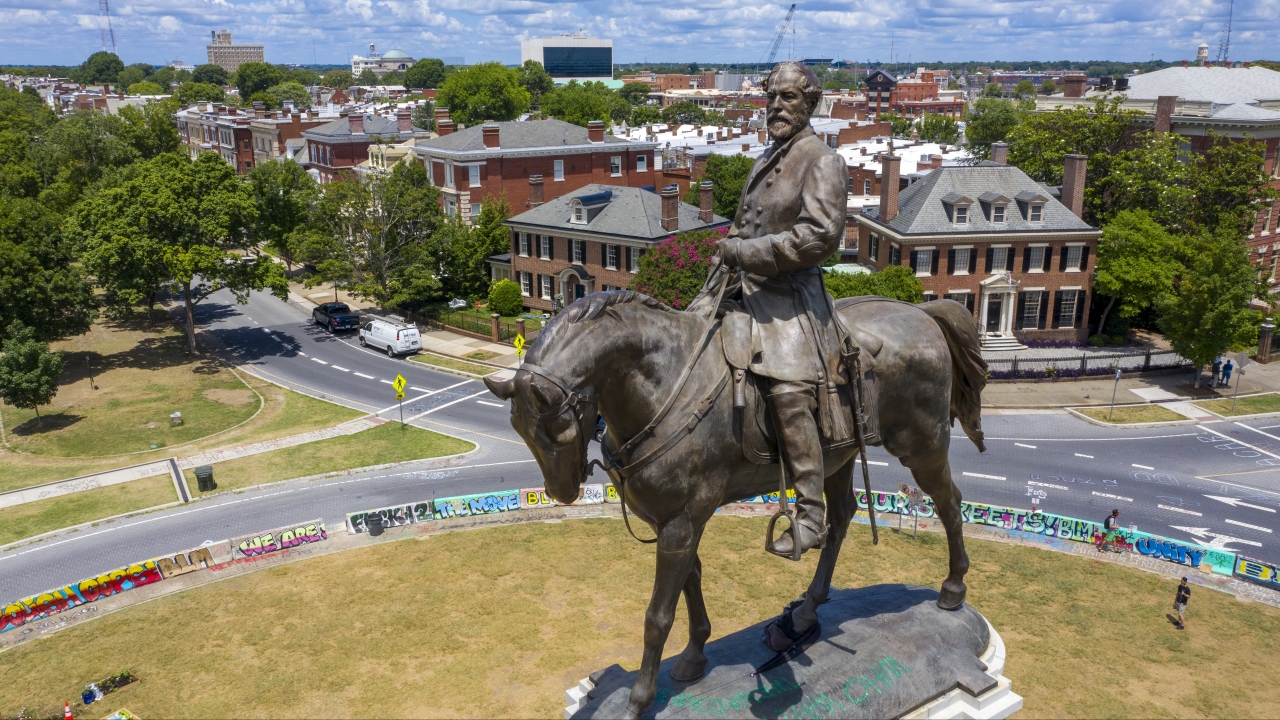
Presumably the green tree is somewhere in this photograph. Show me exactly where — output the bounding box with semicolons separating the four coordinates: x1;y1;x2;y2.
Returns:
76;153;288;353
32;110;139;211
115;98;181;159
632;229;722;309
192;64;229;86
0;321;63;427
661;101;706;125
1005;97;1140;204
878;111;913;137
235;62;284;100
962;98;1022;160
1040;79;1057;95
176;82;225;104
380;70;405;85
0;86;57;200
405;58;447;90
248;91;279;109
127;81;164;96
823;265;923;303
264;81;312;109
1157;225;1263;386
541;81;628;126
632;105;662;125
322;69;354;88
247;160;318;274
917;114;959;144
1012;80;1037;99
682;154;753;218
981;82;1004;98
517;60;555;107
411;100;435;132
441;195;513;300
1092;210;1182;339
116;66;146;89
0;197;96;341
77;52;124;84
688;62;700;75
1192;132;1277;233
619;82;653;105
356;69;379;85
488;279;523;316
1093;131;1195;229
283;67;321;86
436;62;530;126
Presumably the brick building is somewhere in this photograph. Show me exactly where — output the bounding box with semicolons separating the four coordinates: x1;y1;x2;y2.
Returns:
859;157;1102;349
620;71;717;92
859;69;965;119
410;115;661;224
205;30;264;74
303;110;424;183
502;182;730;311
247;105;331;167
175;103;256;173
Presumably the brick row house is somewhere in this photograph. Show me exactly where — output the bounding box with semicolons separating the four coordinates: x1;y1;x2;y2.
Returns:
500;182;730;312
302;110;426;183
175;104;255;173
247;107;330;167
410;114;661;224
859;155;1102;349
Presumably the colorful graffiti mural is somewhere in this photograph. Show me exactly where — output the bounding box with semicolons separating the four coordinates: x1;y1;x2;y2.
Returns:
233;520;327;558
519;484;606;509
2;560;164;633
434;490;521;519
1234;555;1280;590
156;547;215;578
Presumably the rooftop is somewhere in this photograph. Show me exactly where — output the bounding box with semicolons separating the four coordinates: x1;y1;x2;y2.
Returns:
505;183;730;241
417;118;638;155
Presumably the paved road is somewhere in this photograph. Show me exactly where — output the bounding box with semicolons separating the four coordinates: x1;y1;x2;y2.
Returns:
3;290;1278;602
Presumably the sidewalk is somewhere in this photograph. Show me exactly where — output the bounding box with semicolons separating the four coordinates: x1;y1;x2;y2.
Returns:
984;359;1280;408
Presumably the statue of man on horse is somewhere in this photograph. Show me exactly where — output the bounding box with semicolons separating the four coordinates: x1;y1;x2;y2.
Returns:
688;60;851;559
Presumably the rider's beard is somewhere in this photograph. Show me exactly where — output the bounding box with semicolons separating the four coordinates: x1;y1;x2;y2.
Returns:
768;110;804;142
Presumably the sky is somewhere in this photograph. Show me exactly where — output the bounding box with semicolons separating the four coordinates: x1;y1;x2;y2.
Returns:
1;0;1276;68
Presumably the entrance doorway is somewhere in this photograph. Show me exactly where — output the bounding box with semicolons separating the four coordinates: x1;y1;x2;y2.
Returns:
574;284;586;301
985;295;1003;333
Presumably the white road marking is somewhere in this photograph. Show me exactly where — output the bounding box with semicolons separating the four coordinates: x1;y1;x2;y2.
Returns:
1200;425;1280;461
976;433;1199;442
354;372;375;379
311;358;328;365
857;459;889;466
332;366;350;372
962;472;1005;481
1234;423;1280;443
380;379;392;384
1075;453;1094;458
1225;519;1273;533
298;352;307;357
271;335;284;343
1172;525;1263;549
1015;443;1037;449
476;400;505;408
1204;495;1276;513
1092;491;1133;502
1159;504;1203;516
1132;464;1154;470
404;390;490;421
1029;481;1068;490
373;380;473;416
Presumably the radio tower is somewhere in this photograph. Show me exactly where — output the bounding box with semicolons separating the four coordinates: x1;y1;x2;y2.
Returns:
99;0;117;55
1215;0;1232;63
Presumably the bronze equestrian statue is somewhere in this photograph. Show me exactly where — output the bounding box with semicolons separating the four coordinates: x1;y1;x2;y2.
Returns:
484;61;988;720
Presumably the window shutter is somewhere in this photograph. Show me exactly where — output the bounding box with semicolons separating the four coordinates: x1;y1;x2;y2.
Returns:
535;274;542;296
909;250;918;271
1059;246;1068;271
931;249;940;275
1021;247;1031;273
1079;246;1090;271
947;249;956;275
966;293;975;314
1038;291;1049;329
548;237;555;260
1051;291;1064;329
1074;290;1087;328
1005;249;1015;271
968;250;977;274
1042;248;1052;271
985;247;994;272
1015;292;1027;330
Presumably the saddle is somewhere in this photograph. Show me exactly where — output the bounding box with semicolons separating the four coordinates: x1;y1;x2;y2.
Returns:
720;296;884;466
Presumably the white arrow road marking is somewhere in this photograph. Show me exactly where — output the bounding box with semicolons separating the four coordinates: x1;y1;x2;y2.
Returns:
1170;525;1263;549
1225;519;1273;533
1133;464;1154;470
1204;495;1277;513
963;472;1006;481
354;372;375;379
1159;504;1202;516
1075;453;1094;458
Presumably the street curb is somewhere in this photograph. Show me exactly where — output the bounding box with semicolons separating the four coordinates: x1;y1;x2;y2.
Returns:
0;500;187;556
1064;406;1201;429
1187;392;1280;422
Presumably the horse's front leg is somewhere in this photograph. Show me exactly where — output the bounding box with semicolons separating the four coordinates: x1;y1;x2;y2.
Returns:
624;514;702;719
792;456;855;633
670;554;710;682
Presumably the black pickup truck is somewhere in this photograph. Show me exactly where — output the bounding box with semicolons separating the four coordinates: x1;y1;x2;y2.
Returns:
312;302;361;332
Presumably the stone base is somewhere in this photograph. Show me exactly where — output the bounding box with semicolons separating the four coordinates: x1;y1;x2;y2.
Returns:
566;584;1022;719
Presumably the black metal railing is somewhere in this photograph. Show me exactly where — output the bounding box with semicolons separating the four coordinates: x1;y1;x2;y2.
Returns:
985;349;1191;380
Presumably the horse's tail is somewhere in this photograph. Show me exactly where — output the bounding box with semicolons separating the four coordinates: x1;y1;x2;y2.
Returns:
920;299;988;453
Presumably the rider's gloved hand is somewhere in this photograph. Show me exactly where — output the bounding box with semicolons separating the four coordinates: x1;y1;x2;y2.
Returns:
718;239;740;269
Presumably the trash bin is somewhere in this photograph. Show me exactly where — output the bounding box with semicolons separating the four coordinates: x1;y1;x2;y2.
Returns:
364;512;385;537
194;465;215;492
170;411;183;426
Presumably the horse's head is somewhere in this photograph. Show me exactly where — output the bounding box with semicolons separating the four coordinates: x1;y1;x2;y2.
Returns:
485;365;596;505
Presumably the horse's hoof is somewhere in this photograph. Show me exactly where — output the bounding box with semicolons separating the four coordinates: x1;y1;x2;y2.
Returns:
670;655;707;683
620;704;644;720
937;584;967;610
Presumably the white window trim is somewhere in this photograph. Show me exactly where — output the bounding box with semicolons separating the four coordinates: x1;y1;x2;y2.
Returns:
610;156;622;177
992;204;1007;223
954;206;969;225
1027;246;1046;274
1029;204;1044;222
1064;245;1084;273
637;155;648;172
1060;286;1083;291
468;164;481;188
1023;286;1047;292
952;247;971;276
572;240;585;265
553;159;565;181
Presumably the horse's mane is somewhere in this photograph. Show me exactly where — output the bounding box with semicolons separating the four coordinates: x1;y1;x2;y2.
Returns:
530;291;670;360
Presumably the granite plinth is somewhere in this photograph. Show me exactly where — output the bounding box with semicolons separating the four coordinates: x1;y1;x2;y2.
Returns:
567;584;1022;719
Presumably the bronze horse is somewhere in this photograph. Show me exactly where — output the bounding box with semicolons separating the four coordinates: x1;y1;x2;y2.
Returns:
484;291;987;719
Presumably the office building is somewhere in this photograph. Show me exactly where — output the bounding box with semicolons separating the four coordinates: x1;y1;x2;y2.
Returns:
520;35;613;82
206;30;264;73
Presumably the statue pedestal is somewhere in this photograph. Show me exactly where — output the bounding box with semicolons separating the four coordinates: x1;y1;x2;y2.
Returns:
566;584;1022;719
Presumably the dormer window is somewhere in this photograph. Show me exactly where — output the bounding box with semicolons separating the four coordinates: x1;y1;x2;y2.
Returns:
978;192;1010;224
1015;191;1049;223
955;206;968;224
572;206;586;224
992;205;1005;223
569;190;613;226
1030;204;1042;222
941;192;972;225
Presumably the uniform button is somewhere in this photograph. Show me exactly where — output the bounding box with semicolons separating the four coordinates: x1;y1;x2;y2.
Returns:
774;167;781;173
757;207;763;213
766;179;773;187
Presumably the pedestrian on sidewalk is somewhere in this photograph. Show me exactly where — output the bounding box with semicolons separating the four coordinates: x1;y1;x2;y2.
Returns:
1173;577;1191;629
1211;358;1223;387
1223;359;1234;388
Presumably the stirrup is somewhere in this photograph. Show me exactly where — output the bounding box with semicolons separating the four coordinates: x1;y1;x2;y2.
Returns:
754;600;821;675
765;513;827;561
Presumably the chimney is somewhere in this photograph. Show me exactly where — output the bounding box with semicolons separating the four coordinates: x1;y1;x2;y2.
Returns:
758;129;767;143
990;141;1009;164
1182;59;1189;68
879;153;901;222
1244;61;1251;68
528;175;544;208
437;119;454;136
482;123;500;148
660;184;680;232
587;120;604;143
699;181;713;223
1062;154;1087;218
1203;60;1211;68
434;107;450;123
252;100;264;118
291;112;301;125
742;143;750;152
1154;95;1177;133
397;109;412;133
1062;73;1087;98
103;83;111;94
349;113;364;134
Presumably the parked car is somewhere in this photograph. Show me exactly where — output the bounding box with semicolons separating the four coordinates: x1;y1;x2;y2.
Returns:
359;316;421;357
313;302;361;333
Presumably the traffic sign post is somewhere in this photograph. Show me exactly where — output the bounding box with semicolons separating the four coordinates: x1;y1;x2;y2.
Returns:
1232;351;1251;414
513;333;526;358
393;374;407;427
1108;368;1121;421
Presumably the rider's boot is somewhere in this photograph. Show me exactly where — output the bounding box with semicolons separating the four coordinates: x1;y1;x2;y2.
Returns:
768;386;827;558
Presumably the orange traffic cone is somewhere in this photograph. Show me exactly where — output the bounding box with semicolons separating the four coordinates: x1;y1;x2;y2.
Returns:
64;702;73;719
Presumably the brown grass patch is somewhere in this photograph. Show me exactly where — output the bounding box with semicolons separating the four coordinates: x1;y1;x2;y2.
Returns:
1077;404;1186;424
201;388;255;405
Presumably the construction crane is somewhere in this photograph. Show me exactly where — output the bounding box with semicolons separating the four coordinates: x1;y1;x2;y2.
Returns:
99;0;117;54
761;4;797;71
1216;0;1232;63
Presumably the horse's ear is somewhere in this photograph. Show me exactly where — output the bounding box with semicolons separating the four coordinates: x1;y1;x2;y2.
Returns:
483;375;515;400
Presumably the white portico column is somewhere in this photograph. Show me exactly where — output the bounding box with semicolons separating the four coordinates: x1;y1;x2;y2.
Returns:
1001;288;1015;335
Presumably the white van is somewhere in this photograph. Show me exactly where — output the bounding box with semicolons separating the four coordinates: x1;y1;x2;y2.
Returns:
359;316;421;357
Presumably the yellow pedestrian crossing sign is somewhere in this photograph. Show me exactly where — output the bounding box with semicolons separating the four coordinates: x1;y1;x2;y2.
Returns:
396;391;405;400
513;334;526;357
392;374;407;393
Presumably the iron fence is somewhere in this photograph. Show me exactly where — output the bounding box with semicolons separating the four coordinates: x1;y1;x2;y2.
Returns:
405;309;540;346
985;349;1191;381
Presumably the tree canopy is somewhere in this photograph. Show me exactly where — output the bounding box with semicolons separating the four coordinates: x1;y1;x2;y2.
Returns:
541;81;628;127
192;64;229;86
264;81;312;109
619;82;653;105
683;153;753;218
356;69;379;85
0;196;96;341
1092;210;1182;338
962;99;1022;160
917;114;959;144
127;81;164;96
661;101;705;125
436;63;530;126
77;52;124;84
405;58;446;90
0;321;63;426
632;229;722;310
235;62;284;101
823;265;923;303
517;61;555;107
322;69;353;88
247;160;318;273
176;82;225;104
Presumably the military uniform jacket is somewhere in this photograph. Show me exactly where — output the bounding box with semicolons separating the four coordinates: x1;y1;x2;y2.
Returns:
719;126;847;385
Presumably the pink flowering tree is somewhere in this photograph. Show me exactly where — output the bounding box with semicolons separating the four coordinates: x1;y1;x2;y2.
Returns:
630;228;726;309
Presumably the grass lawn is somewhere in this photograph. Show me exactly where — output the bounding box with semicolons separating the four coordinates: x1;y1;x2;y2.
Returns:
1078;404;1186;424
2;516;1277;718
0;475;177;547
1195;392;1280;417
183;421;474;494
408;352;500;376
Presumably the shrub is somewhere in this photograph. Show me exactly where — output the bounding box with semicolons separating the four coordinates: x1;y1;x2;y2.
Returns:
631;229;724;309
488;279;524;317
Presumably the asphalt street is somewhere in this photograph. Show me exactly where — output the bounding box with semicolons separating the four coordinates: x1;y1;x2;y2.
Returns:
3;289;1279;602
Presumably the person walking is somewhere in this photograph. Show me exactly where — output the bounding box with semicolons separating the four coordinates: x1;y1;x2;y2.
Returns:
1223;359;1235;389
1211;358;1223;387
1173;577;1191;629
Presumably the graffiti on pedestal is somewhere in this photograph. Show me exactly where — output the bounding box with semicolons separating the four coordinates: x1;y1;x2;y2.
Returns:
233;520;327;558
2;560;164;633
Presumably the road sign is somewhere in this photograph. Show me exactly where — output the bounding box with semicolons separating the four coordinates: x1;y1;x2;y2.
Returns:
396;391;405;400
513;334;526;357
1237;350;1252;368
392;374;407;393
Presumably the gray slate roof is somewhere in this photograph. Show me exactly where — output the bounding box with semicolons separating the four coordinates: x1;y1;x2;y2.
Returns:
421;118;633;153
1125;66;1280;106
863;163;1096;236
304;114;422;139
505;184;730;241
